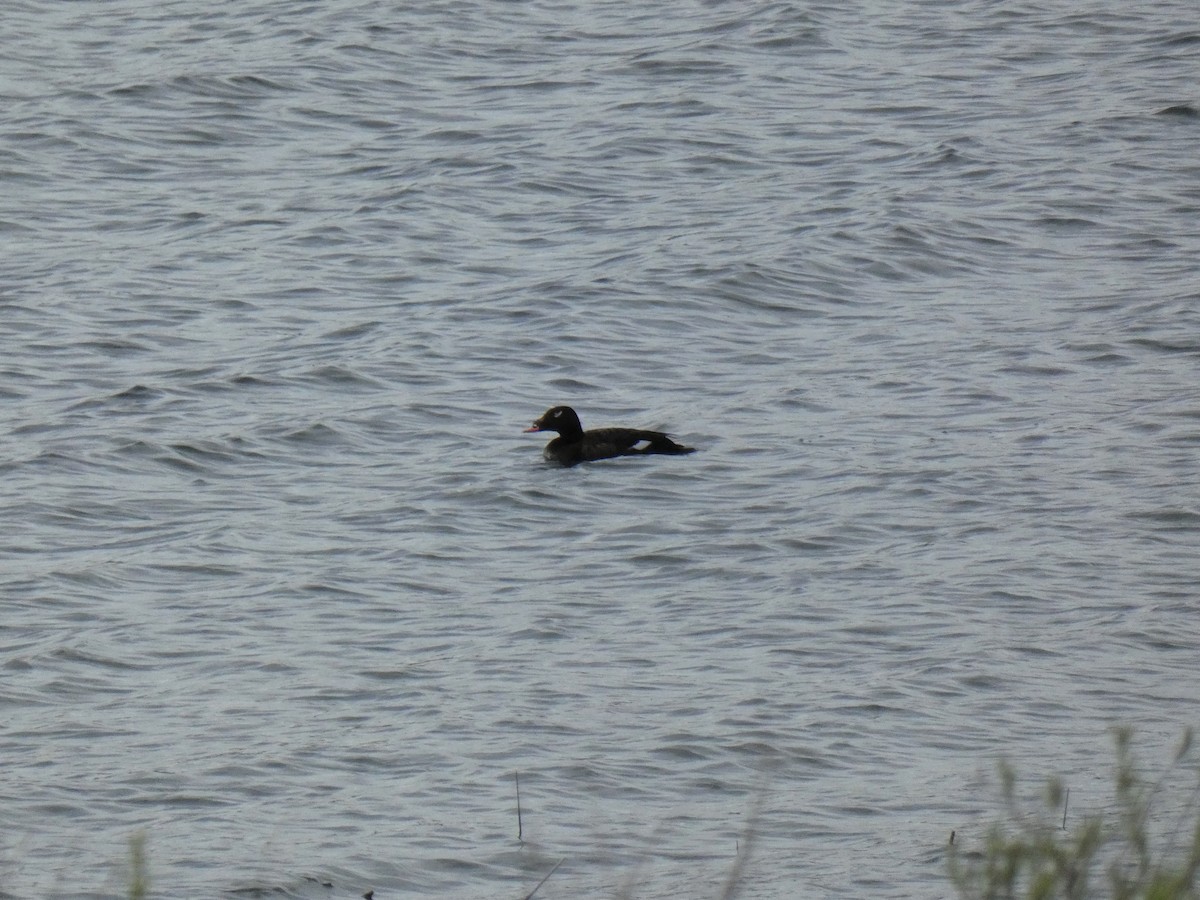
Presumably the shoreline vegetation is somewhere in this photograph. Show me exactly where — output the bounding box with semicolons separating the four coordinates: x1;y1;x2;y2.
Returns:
98;728;1200;899
949;727;1200;900
125;831;148;900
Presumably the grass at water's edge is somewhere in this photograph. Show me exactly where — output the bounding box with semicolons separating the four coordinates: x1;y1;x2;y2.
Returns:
949;727;1200;900
127;831;148;900
105;728;1200;899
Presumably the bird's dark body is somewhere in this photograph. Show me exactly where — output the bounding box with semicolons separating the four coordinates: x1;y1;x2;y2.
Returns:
524;407;695;467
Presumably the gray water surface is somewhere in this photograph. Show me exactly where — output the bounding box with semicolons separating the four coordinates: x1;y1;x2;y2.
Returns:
3;1;1199;897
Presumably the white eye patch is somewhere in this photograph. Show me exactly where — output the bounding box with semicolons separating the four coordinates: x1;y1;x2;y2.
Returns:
552;409;562;418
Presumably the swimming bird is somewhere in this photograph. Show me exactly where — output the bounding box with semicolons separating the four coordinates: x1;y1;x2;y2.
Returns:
523;406;695;467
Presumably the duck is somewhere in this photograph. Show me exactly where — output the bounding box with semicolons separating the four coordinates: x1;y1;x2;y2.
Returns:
523;406;695;467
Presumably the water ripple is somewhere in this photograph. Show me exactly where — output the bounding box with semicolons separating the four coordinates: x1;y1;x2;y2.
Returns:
3;0;1200;897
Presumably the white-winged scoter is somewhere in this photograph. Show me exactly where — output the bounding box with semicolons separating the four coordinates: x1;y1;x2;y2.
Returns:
523;406;695;467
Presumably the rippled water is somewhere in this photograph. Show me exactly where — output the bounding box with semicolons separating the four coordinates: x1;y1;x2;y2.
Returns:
3;1;1200;897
